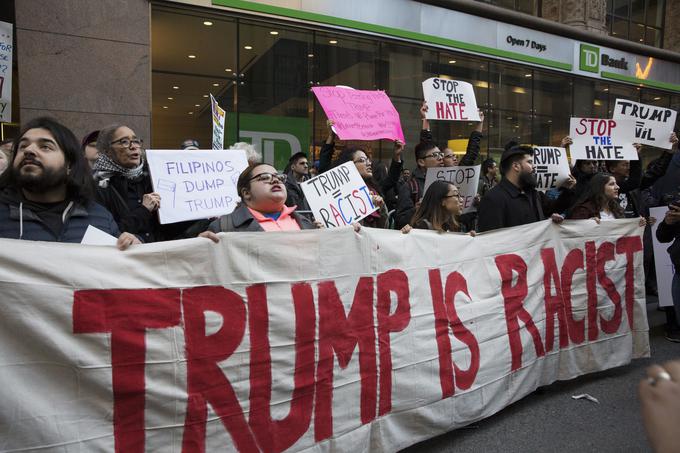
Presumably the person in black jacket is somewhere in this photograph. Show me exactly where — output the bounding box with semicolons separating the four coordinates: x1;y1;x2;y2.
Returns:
394;102;482;229
284;151;311;211
477;145;574;232
655;203;680;342
93;124;163;243
0;117;138;249
200;163;317;240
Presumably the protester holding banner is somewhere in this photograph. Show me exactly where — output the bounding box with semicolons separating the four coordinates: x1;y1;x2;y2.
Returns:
200;163;316;240
0;117;139;249
93;124;163;243
477;144;573;232
400;180;471;234
284;151;311;211
639;360;680;452
568;173;625;221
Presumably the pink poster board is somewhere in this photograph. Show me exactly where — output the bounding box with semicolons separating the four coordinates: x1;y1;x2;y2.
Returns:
312;86;405;142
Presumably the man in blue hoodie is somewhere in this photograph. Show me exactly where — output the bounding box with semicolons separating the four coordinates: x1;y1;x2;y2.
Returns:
0;117;138;249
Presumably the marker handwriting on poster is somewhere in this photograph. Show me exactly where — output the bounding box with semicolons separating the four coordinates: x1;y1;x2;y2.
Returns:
301;162;378;227
569;118;637;161
422;78;481;121
424;165;481;213
311;86;405;142
613;99;677;149
146;149;249;224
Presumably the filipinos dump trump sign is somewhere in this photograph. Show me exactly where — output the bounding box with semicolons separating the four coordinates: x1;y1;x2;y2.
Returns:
613;99;677;149
146;149;248;224
0;219;648;452
301;161;378;227
569;117;638;161
422;78;481;121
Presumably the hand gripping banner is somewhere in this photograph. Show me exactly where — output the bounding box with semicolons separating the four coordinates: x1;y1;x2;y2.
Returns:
0;219;649;452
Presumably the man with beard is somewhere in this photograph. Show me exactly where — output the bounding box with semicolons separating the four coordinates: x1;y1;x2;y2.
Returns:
477;145;574;232
0;117;139;249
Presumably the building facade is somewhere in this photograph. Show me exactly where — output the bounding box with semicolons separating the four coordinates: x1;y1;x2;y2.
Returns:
6;0;680;167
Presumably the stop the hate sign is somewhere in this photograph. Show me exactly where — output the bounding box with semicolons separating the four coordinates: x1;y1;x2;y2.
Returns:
569;118;638;161
422;78;481;121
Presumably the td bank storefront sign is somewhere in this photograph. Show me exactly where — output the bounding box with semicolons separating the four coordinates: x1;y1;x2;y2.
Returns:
575;42;679;90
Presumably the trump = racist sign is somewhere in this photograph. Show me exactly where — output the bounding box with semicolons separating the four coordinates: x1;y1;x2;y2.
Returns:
569;118;638;161
533;146;571;191
424;165;481;214
613;99;677;150
422;78;480;122
146;149;248;224
301;161;378;227
311;86;405;142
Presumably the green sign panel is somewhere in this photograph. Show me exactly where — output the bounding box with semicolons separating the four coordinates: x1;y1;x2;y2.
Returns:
579;44;600;73
226;113;310;170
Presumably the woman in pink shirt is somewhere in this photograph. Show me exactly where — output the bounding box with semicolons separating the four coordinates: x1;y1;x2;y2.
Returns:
200;163;316;241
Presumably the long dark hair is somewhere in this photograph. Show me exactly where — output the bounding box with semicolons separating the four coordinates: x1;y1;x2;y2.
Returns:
0;117;95;203
410;180;459;232
576;172;623;218
332;147;382;195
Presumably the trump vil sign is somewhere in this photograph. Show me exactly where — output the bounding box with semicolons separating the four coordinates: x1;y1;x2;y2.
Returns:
0;220;648;452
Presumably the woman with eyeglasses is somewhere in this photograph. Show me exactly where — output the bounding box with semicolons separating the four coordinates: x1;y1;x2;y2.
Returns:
330;142;404;229
401;180;473;234
199;163;317;240
93;124;163;242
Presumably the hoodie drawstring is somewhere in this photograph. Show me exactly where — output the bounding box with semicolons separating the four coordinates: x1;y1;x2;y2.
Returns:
18;202;23;239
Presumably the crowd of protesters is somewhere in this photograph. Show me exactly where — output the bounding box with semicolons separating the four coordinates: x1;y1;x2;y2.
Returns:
0;101;679;340
1;100;680;452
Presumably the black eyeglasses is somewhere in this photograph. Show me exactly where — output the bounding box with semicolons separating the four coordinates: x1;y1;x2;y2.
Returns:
354;157;371;164
443;192;462;198
249;172;287;184
424;152;444;159
110;138;143;148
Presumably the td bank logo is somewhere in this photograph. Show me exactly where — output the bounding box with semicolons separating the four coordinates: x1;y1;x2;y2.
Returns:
580;44;599;73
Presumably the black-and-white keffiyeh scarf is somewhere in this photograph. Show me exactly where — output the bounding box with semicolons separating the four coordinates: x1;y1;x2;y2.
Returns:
92;153;145;187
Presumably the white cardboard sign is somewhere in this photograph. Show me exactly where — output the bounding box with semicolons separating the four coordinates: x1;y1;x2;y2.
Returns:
533;146;571;191
422;78;480;121
210;94;226;150
0;21;13;122
301;161;378;227
569;117;638;161
613;99;677;149
424;165;481;214
146;149;248;224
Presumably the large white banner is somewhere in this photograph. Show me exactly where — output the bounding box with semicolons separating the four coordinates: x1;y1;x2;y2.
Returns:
569;117;638;161
301;161;378;227
0;219;648;452
613;99;677;150
424;165;481;214
422;78;481;121
146;149;248;224
0;21;12;122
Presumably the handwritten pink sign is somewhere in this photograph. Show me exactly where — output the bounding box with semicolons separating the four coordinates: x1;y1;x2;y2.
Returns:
312;86;405;143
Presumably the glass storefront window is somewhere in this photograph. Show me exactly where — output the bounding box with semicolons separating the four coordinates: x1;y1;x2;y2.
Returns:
151;9;237;149
150;5;678;172
533;70;571;146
